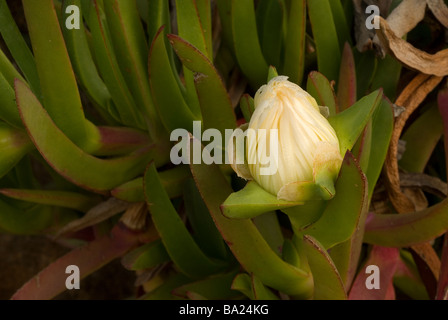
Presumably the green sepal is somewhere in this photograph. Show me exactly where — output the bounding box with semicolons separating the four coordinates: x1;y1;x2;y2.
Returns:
328;89;382;155
221;181;303;219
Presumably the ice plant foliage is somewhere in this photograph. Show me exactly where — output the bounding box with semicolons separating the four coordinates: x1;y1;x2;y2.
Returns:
2;0;448;301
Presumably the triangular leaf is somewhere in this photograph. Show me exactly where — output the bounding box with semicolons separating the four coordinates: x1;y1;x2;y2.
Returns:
302;151;368;249
221;181;302;219
328;89;382;154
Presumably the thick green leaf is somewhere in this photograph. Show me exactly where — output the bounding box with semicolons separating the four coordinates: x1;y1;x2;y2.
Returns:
103;0;163;139
354;50;377;98
174;0;208;117
189;140;313;297
141;273;191;300
240;94;255;123
231;0;269;89
149;27;198;133
282;201;326;231
121;240;170;271
251;274;280;300
256;0;283;68
0;0;40;94
341;0;354;30
216;0;233;49
172;271;240;300
328;0;352;48
175;0;210;60
111;166;190;202
328;90;382;155
230;272;280;300
400;103;443;173
136;0;148;23
329;188;370;289
302;152;368;250
337;43;357;111
89;1;144;129
92;126;152;156
147;0;180;78
302;235;347;300
111;178;144;202
184;179;228;261
15;80;158;193
231;273;254;299
328;152;375;289
221;181;303;219
0;189;100;212
371;55;402;101
147;0;171;43
195;0;213;61
282;238;303;269
168;34;237;135
253;212;284;257
62;0;112;113
283;0;306;85
0;123;33;179
394;251;429;300
6;156;39;190
306;71;338;116
307;0;341;82
364;198;448;247
0;197;76;235
0;47;25;88
364;97;394;200
144;163;228;278
22;0;91;148
351;120;372;178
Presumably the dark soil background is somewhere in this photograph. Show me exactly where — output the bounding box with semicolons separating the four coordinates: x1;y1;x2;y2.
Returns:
0;234;136;300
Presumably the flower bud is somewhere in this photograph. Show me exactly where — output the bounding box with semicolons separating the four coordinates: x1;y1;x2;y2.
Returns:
245;76;342;201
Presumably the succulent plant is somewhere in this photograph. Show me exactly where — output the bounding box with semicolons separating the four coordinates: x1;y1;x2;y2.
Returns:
0;0;448;301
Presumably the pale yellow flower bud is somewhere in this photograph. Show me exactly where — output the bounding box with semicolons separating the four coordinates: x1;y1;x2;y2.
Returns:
246;76;342;201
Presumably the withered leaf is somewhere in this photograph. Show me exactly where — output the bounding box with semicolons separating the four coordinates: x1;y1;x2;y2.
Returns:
400;172;448;198
384;74;443;214
376;17;448;76
427;0;448;28
55;197;130;237
386;0;427;38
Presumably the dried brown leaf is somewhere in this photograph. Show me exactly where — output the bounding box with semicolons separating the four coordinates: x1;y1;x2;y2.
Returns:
400;172;448;198
120;202;148;231
382;74;443;287
55;198;130;238
402;188;428;212
427;0;448;28
384;74;443;214
376;17;448;76
387;0;427;38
